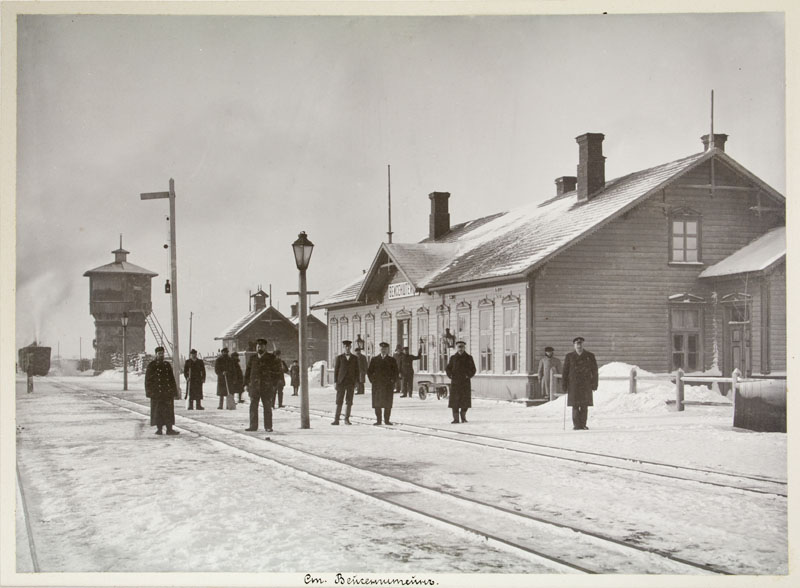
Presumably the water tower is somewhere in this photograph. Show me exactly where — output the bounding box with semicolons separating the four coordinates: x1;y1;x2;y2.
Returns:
84;240;157;371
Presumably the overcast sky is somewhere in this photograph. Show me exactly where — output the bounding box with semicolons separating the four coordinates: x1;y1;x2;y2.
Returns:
13;8;786;359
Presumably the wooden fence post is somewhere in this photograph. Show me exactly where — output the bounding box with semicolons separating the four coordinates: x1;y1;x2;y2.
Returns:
629;367;637;394
550;367;557;402
675;368;685;412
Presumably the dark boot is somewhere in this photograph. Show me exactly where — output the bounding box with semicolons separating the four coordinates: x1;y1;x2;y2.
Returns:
332;403;342;425
344;404;352;425
374;408;382;425
218;398;224;409
451;408;460;424
156;427;163;435
196;401;204;410
166;426;180;435
188;400;194;410
384;409;393;426
460;408;468;423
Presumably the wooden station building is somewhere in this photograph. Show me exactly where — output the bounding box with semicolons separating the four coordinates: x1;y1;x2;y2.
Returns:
215;289;328;365
313;132;786;401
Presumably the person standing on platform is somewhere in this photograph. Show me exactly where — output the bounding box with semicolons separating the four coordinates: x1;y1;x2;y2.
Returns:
332;340;359;425
26;359;34;394
183;349;206;410
145;346;179;436
273;350;289;409
399;345;422;398
289;359;300;396
354;346;368;395
537;346;562;401
367;342;399;426
562;336;598;430
446;340;476;424
229;352;244;407
215;347;233;410
243;338;281;432
393;344;403;396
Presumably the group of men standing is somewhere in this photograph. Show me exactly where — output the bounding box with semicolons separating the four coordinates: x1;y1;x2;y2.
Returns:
330;338;478;426
144;334;598;436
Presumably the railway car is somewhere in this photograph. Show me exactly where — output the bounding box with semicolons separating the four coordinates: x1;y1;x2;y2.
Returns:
18;343;51;376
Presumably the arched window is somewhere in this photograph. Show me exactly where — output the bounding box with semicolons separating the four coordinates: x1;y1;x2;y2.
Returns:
436;304;451;372
478;298;494;373
456;301;471;352
417;307;429;371
329;318;339;365
502;295;520;373
380;311;392;348
364;313;375;357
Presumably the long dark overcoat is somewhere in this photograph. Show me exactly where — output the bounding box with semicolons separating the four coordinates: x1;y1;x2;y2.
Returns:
183;358;206;400
145;359;176;426
562;350;598;407
289;364;300;387
228;359;244;396
446;351;477;409
244;352;282;399
355;353;368;384
215;354;233;397
367;354;399;409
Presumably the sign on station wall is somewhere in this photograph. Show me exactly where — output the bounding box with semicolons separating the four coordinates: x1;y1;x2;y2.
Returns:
387;282;417;300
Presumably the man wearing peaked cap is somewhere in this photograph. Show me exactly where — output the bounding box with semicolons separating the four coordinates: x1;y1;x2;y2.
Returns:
145;345;179;435
446;340;476;424
184;348;206;410
537;346;562;401
332;340;359;425
562;336;598;430
367;342;399;425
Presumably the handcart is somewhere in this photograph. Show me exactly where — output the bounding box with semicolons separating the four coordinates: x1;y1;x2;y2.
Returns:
417;380;449;400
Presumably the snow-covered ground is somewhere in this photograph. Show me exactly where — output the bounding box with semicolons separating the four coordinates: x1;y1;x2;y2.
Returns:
11;363;789;587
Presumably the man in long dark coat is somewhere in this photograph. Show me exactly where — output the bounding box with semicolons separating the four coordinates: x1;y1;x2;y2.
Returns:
145;346;179;435
332;340;359;425
446;340;476;423
215;347;233;409
562;336;598;430
354;347;368;395
183;349;206;410
272;350;288;409
399;345;422;397
367;342;399;425
243;338;282;432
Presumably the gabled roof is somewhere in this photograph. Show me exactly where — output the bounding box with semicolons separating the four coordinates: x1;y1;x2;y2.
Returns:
83;261;158;277
216;305;295;340
699;226;785;279
315;147;784;307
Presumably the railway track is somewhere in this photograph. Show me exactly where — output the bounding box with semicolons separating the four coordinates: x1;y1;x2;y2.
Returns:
39;381;739;575
278;405;787;497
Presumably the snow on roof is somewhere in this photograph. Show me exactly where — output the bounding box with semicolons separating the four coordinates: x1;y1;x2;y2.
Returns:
83;261;158;277
215;307;268;340
699;226;786;279
316;147;784;307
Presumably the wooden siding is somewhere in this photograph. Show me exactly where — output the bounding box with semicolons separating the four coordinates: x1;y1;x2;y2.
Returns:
533;160;783;373
769;264;786;372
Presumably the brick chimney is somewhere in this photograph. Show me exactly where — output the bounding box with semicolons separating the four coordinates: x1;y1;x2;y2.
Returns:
555;176;577;196
429;192;451;240
252;290;268;311
701;133;728;152
576;133;606;202
291;303;298;318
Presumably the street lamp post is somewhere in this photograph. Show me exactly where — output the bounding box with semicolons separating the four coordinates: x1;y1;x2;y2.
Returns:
121;312;129;391
292;231;314;429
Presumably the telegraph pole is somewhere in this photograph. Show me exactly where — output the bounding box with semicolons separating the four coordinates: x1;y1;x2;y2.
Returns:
141;179;182;396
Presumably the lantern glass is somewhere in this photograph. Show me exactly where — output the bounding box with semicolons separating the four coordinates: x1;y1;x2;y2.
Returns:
292;231;315;270
121;312;129;327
